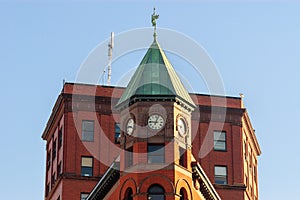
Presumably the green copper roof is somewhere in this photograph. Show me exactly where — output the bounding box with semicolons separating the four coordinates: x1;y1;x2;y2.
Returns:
116;40;196;109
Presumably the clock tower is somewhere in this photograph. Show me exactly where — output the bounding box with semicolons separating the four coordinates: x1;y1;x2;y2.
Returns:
115;37;196;168
113;37;218;199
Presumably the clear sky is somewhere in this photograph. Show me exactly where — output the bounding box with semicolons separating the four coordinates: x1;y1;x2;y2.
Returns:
1;1;299;199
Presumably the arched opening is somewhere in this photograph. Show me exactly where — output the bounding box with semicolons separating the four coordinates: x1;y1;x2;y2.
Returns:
124;187;133;200
147;184;165;200
179;188;188;200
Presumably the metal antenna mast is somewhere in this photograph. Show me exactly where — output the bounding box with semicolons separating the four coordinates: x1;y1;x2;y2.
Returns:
107;32;114;86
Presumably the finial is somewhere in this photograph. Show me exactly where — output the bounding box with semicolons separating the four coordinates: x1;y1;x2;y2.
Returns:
151;7;159;40
239;93;245;108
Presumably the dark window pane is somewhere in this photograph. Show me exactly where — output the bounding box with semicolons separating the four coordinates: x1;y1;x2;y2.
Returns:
52;140;57;160
148;145;164;164
58;128;63;148
148;185;165;200
81;167;93;176
179;147;186;167
124;188;133;200
115;123;121;144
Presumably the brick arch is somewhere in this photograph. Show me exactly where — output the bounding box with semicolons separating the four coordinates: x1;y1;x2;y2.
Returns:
138;174;175;194
175;179;193;200
119;178;138;200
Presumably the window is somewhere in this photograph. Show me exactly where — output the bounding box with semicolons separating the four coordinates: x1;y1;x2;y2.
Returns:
46;183;50;197
81;193;89;200
254;165;257;182
58;127;63;149
52;139;57;160
214;131;226;151
82;120;94;141
214;166;227;184
124;188;133;200
51;173;56;186
180;188;188;200
115;123;121;144
179;147;186;168
148;144;164;164
148;184;165;200
244;141;247;160
125;147;133;168
47;151;51;170
81;157;93;176
57;162;62;176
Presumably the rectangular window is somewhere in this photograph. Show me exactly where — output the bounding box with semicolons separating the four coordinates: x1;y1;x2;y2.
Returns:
244;141;247;160
81;156;93;177
179;147;186;168
81;193;89;200
46;183;50;197
47;151;51;170
148;144;164;164
254;165;257;182
214;131;226;151
58;127;63;149
52;139;57;160
82;120;94;142
115;123;121;144
125;147;133;167
57;162;62;176
51;173;56;186
214;166;227;184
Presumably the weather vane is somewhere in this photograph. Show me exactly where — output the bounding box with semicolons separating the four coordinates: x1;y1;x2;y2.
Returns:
151;7;159;40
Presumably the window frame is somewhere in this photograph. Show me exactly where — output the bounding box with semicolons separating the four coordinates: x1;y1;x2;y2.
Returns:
58;127;63;149
147;144;165;164
57;161;62;176
81;156;93;177
179;147;187;168
52;139;57;160
179;188;188;200
124;188;133;200
125;147;133;168
147;184;165;200
82;120;95;142
47;151;51;170
80;193;89;200
214;165;228;185
213;130;227;151
114;123;121;144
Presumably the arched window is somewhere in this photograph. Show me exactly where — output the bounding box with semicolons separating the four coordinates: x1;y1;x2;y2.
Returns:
179;188;188;200
148;184;165;200
124;188;133;200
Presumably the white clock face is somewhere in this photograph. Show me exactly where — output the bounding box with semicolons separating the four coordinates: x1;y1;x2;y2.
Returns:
177;118;187;136
126;118;135;135
148;114;164;130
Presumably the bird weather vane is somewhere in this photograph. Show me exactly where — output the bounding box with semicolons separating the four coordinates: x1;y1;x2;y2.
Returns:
151;7;159;39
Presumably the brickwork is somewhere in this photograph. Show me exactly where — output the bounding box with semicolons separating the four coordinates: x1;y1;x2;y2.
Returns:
42;83;260;200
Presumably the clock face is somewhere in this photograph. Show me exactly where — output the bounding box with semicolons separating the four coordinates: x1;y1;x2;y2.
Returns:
148;114;164;130
126;118;135;135
177;118;187;136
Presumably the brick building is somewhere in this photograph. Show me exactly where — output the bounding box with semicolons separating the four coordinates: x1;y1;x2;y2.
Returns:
42;34;261;200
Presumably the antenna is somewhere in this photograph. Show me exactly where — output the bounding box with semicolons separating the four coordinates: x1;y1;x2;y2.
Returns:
107;32;114;86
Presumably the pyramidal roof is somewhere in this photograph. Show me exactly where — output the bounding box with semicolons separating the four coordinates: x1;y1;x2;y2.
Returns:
116;39;196;110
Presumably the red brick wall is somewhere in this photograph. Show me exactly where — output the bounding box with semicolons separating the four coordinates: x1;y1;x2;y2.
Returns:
43;83;259;200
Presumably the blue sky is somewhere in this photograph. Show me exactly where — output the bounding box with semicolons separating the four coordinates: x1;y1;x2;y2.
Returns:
1;1;299;199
